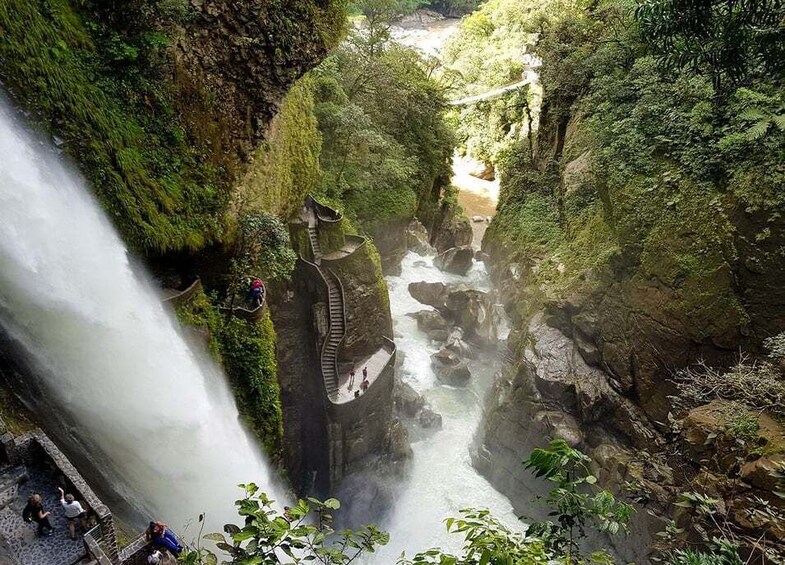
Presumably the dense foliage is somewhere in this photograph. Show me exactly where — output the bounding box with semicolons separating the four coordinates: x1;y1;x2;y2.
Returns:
183;441;635;564
477;0;784;338
310;20;455;232
182;442;747;564
0;0;347;252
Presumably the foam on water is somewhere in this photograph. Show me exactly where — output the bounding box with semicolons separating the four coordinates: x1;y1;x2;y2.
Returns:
370;251;522;560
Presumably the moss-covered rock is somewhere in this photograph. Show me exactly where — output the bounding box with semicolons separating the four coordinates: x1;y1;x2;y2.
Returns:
0;0;346;252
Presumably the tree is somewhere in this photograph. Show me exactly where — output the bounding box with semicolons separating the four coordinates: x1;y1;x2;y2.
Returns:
635;0;785;94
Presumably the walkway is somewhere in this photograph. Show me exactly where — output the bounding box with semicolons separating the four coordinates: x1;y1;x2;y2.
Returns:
301;201;399;405
333;342;395;404
0;465;86;565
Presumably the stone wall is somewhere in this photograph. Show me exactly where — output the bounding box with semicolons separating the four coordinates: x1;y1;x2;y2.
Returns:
326;243;393;363
326;345;396;484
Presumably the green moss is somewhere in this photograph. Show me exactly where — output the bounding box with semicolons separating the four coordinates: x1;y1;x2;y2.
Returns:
217;313;283;459
0;0;227;252
240;77;323;220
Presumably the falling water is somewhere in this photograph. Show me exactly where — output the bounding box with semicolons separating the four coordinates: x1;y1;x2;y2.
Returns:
0;96;282;534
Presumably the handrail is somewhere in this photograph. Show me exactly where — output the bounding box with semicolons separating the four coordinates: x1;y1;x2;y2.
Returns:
325;267;348;403
301;256;340;396
306;194;343;224
161;277;201;306
219;282;267;321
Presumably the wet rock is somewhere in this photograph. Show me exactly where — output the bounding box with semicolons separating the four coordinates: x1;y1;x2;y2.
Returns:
384;419;413;461
406;219;435;256
412;309;448;333
431;348;472;386
393;380;424;418
445;287;498;344
432;206;473;253
534;411;584;446
408;281;449;310
419;406;443;429
472;215;485;222
436;363;471;386
434;246;474;276
444;327;478;359
428;329;449;342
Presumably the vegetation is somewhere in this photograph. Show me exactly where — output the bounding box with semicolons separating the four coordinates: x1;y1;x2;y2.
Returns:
176;292;283;458
0;0;347;252
673;358;785;423
475;0;783;342
181;442;752;564
309;15;455;233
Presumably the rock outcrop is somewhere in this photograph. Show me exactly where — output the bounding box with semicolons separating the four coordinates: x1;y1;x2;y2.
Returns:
431;203;473;253
434;246;474;275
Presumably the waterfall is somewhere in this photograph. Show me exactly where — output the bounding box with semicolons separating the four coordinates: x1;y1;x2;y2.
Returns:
0;95;282;534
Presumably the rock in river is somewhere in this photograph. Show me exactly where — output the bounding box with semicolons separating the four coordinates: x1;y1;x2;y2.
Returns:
434;245;474;276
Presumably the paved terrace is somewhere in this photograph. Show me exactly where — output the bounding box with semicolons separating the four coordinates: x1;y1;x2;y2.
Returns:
0;465;86;565
334;342;395;404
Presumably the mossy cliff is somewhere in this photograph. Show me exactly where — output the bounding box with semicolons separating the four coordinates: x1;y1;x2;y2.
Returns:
474;0;785;557
0;0;346;253
0;0;345;461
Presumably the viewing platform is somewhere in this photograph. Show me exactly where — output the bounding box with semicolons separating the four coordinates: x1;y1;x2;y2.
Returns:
218;280;268;322
333;339;396;405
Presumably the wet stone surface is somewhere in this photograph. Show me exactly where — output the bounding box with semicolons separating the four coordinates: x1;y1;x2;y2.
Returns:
0;466;86;565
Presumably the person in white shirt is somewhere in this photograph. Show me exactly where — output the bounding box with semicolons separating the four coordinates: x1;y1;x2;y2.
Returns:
57;487;86;540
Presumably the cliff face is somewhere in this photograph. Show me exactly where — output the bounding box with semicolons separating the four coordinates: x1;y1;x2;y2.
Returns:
476;3;785;555
0;0;345;252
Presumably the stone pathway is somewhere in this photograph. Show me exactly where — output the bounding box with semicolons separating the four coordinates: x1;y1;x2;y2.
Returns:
334;343;395;404
0;466;86;565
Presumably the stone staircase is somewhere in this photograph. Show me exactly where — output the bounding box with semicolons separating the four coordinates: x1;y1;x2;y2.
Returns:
321;268;345;399
308;224;322;264
303;206;346;400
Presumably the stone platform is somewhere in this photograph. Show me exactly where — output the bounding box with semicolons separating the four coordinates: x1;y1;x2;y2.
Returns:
0;465;86;565
335;344;395;404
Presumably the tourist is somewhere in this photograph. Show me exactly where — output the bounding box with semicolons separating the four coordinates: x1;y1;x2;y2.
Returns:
348;367;356;390
361;375;369;393
249;278;265;307
58;486;86;540
23;493;53;536
146;521;183;556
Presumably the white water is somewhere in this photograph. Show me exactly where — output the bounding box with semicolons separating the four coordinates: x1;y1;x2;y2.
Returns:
369;252;521;560
0;97;282;536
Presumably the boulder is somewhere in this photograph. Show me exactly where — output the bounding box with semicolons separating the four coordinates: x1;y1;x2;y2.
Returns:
384;419;413;461
436;362;471;386
428;329;449;342
434;246;474;276
472;215;485;223
741;454;785;492
408;281;449;310
445;327;478;359
433;208;473;253
406;219;434;256
419;406;443;429
445;287;498;344
394;380;424;418
431;349;472;386
412;310;448;333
